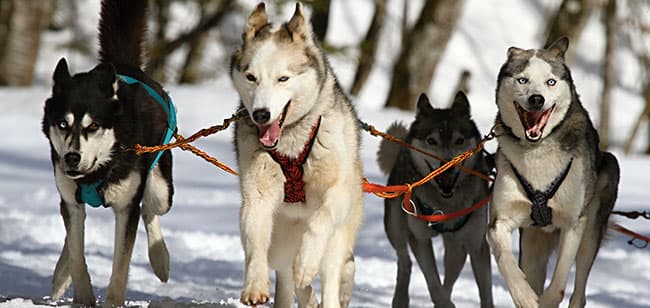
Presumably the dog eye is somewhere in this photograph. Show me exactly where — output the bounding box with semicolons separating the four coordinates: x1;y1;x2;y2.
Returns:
516;77;528;84
546;79;557;86
57;121;68;130
278;76;289;82
455;137;465;145
245;73;257;82
87;123;99;132
426;138;437;145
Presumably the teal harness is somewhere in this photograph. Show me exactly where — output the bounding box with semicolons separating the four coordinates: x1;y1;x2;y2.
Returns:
79;74;177;207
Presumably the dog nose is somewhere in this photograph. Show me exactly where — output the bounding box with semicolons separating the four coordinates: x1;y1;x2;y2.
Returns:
252;108;271;124
528;95;545;110
64;152;81;168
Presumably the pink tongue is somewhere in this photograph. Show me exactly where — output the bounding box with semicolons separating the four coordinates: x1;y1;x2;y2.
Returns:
258;118;281;147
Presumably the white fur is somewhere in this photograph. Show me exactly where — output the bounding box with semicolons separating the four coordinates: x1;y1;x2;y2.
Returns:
143;165;171;215
79;126;115;173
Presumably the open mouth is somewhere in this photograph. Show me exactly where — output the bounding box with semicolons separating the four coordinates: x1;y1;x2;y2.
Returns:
65;170;85;179
514;102;554;142
257;101;290;150
425;160;459;199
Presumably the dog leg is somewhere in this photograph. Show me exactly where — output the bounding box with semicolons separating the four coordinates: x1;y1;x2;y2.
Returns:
319;228;350;308
296;285;319;308
468;237;494;308
408;235;453;308
274;269;295;308
489;218;538;308
519;228;557;295
384;199;411;307
539;216;586;308
338;256;355;308
61;202;96;306
568;216;598;308
52;200;73;300
142;163;172;216
104;204;140;307
442;233;468;299
141;205;169;282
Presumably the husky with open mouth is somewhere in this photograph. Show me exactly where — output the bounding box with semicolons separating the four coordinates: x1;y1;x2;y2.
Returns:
230;3;363;307
488;37;620;308
378;92;494;308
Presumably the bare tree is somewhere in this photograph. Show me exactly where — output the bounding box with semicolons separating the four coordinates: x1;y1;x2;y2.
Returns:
178;0;213;84
349;0;386;96
303;0;331;42
598;0;616;149
0;0;55;86
543;0;596;60
384;0;465;110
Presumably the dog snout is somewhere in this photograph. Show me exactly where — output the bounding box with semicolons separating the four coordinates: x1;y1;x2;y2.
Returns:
64;152;81;168
528;94;545;110
252;108;271;124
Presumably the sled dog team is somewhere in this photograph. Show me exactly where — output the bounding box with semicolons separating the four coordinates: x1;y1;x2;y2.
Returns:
42;1;620;307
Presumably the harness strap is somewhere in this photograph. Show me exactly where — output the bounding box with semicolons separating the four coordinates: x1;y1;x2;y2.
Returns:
268;116;322;203
412;195;471;233
510;158;573;227
79;181;104;208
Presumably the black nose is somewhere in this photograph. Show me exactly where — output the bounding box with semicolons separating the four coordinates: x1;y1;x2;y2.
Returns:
64;152;81;168
528;95;545;110
252;108;271;124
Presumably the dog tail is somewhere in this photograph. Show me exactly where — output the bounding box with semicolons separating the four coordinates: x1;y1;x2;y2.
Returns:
98;0;147;70
377;122;408;175
599;151;620;241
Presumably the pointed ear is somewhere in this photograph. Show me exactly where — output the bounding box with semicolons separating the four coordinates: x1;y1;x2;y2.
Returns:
90;63;117;98
451;91;471;116
53;58;71;94
416;93;434;115
507;46;525;58
286;3;311;41
546;36;569;60
245;2;269;41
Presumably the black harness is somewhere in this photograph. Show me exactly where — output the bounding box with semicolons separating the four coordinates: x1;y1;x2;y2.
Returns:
510;158;573;227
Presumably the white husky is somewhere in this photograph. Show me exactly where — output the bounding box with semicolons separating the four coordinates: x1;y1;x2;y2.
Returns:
230;3;364;308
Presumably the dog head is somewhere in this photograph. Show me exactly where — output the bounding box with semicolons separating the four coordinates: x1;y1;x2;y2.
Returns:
496;37;574;143
408;92;482;198
43;58;120;179
230;3;327;150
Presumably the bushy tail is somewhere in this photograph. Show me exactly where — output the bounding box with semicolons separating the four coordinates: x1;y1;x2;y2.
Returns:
98;0;147;69
599;151;620;241
376;122;408;175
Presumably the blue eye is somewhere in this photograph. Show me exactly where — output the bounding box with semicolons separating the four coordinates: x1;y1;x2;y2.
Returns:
278;76;289;82
58;121;68;129
516;77;528;84
546;79;557;86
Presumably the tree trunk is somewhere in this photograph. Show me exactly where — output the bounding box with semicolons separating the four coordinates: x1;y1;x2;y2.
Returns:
305;0;331;43
599;0;616;150
349;0;386;97
147;0;172;82
624;84;650;155
0;0;54;86
543;0;596;61
178;0;212;84
384;0;465;110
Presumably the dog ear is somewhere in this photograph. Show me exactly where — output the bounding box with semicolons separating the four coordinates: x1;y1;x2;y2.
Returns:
245;2;269;41
451;91;471;117
53;58;71;94
416;93;434;115
286;3;312;42
507;46;525;58
545;36;569;60
90;63;118;99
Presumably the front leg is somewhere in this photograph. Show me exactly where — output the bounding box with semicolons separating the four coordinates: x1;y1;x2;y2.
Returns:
105;203;140;307
239;153;283;306
488;218;538;308
539;216;586;308
61;201;96;306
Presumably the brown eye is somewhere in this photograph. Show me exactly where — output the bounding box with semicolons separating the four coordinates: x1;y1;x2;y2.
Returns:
455;137;465;145
427;137;437;145
245;73;257;82
87;123;99;132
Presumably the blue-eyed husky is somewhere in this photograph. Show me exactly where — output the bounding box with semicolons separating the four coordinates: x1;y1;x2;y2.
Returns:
378;92;494;308
42;0;174;306
488;37;620;308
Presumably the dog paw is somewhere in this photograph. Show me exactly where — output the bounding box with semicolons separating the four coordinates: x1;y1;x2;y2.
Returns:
293;253;319;289
240;278;270;306
510;283;539;308
148;240;170;282
539;288;563;308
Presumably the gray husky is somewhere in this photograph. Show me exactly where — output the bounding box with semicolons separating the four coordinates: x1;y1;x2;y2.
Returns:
487;37;620;308
378;92;494;308
230;3;363;308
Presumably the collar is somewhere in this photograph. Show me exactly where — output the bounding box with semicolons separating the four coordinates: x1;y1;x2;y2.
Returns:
77;74;176;208
510;158;573;227
267;116;322;203
412;194;471;233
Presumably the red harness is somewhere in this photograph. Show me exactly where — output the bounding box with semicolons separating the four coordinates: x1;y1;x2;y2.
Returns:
267;116;322;203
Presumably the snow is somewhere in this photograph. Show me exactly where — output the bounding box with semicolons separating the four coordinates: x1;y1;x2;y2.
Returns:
1;0;649;307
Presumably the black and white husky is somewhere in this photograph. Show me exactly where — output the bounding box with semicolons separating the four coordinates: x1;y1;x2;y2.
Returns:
488;37;620;308
42;0;174;306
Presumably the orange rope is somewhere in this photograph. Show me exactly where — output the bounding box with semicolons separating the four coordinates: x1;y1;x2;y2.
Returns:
612;223;650;244
175;135;239;176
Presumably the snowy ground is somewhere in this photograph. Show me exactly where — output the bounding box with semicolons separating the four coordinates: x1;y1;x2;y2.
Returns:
1;0;650;307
